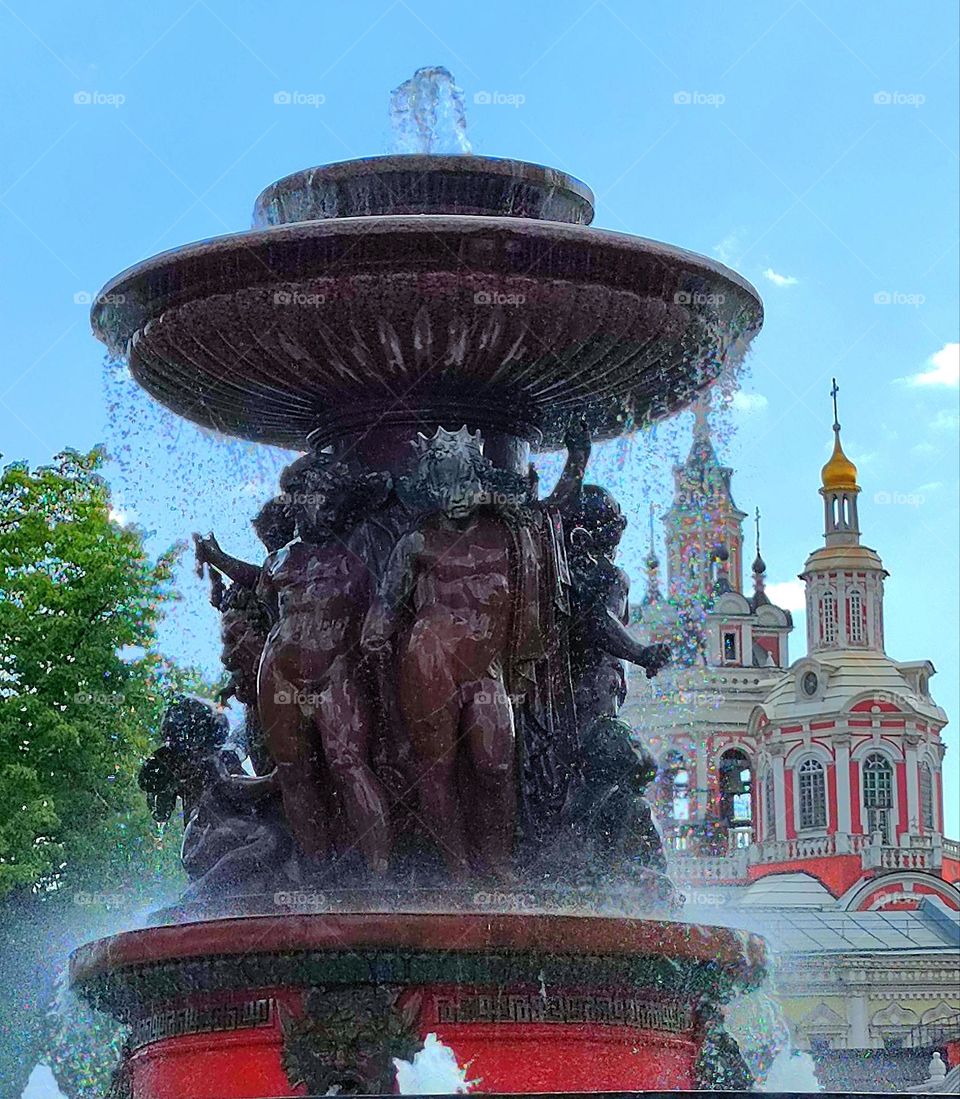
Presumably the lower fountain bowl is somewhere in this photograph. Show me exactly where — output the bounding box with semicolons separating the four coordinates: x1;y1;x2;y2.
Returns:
70;911;766;1097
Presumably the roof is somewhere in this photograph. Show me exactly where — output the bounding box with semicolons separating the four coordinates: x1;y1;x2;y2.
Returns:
706;898;960;955
759;650;946;725
739;872;835;908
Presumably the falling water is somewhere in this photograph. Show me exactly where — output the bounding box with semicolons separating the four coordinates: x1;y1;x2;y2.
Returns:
389;65;472;154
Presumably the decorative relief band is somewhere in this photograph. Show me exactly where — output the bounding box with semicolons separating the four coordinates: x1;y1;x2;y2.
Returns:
433;993;692;1032
130;998;274;1050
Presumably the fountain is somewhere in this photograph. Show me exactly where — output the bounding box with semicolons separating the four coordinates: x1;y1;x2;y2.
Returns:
70;69;767;1096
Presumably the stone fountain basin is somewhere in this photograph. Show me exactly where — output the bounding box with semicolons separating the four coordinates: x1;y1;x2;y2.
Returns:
91;215;762;451
70;913;767;1095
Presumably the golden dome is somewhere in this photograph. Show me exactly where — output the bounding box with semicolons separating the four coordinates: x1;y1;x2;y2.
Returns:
821;428;858;492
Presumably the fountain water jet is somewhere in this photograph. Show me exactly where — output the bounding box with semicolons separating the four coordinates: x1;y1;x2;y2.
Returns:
70;69;767;1096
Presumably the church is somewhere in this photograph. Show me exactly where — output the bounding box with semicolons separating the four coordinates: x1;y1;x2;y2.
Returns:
623;386;960;1085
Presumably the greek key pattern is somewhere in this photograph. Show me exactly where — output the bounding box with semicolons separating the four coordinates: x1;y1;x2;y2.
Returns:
434;993;692;1032
130;998;273;1050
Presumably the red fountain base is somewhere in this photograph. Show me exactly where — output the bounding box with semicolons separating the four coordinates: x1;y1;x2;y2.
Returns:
70;912;766;1096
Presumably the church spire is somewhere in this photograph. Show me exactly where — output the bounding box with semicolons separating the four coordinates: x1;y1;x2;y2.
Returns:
643;502;662;604
820;378;861;546
752;507;769;607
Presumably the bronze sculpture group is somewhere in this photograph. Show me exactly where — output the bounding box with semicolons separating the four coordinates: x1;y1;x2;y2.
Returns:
142;423;672;901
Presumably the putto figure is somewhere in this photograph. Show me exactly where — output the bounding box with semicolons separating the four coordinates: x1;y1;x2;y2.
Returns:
563;484;671;730
361;427;538;879
257;455;394;874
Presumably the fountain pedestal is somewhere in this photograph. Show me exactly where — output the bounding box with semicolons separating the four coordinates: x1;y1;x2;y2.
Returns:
70;912;765;1096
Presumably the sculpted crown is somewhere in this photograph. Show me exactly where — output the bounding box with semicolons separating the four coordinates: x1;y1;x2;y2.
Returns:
412;425;484;462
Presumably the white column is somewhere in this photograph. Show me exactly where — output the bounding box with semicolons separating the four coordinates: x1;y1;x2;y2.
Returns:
835;734;852;836
905;734;920;835
695;745;708;822
772;748;787;842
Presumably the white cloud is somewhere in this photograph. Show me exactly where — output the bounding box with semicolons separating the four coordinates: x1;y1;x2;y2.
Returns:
713;231;743;266
732;392;769;414
765;579;806;611
915;481;943;494
902;341;959;388
108;505;136;525
762;267;799;288
931;408;960;433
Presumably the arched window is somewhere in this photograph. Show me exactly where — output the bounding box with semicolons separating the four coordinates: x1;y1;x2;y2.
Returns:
863;753;893;843
920;761;935;831
820;591;838;644
719;749;753;843
657;751;690;824
848;590;865;644
797;758;827;830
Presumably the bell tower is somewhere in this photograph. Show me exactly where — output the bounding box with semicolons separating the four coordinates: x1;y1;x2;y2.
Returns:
664;394;747;603
801;380;887;654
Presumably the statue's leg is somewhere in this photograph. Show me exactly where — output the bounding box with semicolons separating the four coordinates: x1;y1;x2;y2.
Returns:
400;656;471;878
316;657;392;875
257;654;329;859
462;676;517;879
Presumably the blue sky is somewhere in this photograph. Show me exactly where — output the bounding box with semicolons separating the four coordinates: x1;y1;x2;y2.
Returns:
1;1;957;830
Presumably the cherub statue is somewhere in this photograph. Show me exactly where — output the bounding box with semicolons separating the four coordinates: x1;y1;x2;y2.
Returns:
361;425;590;880
138;696;288;897
194;497;294;773
257;456;395;874
563;484;671;731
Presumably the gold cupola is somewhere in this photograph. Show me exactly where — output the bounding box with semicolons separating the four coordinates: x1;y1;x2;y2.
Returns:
821;426;859;492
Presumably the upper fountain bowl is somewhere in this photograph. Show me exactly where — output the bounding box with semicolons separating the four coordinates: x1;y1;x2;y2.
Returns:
252;154;595;226
91;154;763;451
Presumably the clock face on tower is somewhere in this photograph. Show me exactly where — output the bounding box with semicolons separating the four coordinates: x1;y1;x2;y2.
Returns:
802;670;819;697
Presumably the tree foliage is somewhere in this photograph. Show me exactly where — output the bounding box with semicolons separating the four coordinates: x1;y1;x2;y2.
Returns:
0;447;200;1097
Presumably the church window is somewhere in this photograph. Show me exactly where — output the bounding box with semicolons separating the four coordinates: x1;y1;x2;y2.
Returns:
863;753;893;843
801;670;819;697
797;758;827;830
848;590;865;644
719;749;753;834
723;632;737;662
820;591;838;644
920;762;935;830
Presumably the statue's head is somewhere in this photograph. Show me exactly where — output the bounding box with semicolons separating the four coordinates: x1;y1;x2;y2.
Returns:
160;695;230;754
279;453;352;539
412;426;486;520
570;484;627;557
252;497;295;553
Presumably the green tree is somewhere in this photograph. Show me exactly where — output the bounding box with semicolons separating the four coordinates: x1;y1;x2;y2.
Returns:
0;448;196;1098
